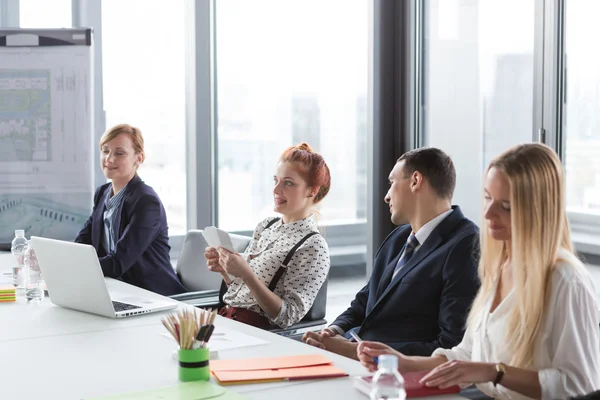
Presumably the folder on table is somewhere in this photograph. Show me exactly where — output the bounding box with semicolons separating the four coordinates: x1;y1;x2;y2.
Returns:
210;354;348;385
353;370;460;398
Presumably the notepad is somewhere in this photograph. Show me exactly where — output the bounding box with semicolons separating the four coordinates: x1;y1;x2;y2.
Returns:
210;354;348;385
87;381;249;400
353;371;460;398
0;287;16;303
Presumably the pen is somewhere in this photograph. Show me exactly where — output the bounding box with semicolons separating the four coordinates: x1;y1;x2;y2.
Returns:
349;330;362;343
350;331;378;366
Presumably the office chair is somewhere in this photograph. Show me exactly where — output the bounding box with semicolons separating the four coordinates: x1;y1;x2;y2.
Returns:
170;229;328;336
169;230;252;307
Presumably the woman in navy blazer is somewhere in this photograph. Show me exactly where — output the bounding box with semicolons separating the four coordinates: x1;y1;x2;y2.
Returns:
75;124;186;296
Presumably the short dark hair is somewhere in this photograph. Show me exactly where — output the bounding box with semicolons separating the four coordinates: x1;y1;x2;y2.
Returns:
397;147;456;200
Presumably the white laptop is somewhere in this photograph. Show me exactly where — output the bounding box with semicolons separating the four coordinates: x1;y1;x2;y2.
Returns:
30;236;178;318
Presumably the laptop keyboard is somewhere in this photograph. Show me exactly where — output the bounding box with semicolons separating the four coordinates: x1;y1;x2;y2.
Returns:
112;301;142;312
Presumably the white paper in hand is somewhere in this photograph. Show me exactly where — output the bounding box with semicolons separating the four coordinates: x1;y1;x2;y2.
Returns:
216;229;235;253
202;226;237;283
202;226;235;253
201;226;221;249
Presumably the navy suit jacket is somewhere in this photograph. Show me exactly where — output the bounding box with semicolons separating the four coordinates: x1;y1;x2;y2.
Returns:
75;175;186;296
332;206;479;356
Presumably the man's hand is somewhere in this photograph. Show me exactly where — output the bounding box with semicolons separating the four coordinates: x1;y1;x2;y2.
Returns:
303;331;326;350
357;341;403;373
322;335;359;360
303;331;358;360
319;327;339;338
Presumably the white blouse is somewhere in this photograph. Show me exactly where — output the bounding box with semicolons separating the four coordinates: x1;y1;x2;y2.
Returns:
222;215;330;329
432;250;600;399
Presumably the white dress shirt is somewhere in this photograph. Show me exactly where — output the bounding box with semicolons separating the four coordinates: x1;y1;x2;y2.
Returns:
432;249;600;399
223;215;330;329
410;208;454;255
330;208;454;335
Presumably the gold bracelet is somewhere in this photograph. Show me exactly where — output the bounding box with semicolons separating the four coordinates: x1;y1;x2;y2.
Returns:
493;362;507;387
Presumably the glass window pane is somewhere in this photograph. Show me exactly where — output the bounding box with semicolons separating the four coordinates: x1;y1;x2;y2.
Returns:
423;0;534;221
564;0;600;215
101;1;187;235
216;0;368;231
20;0;71;28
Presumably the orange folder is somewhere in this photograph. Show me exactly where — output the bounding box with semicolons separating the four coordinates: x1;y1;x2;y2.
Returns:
210;354;348;385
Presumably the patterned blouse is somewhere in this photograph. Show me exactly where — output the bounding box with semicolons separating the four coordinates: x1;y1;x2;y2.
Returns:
222;215;330;328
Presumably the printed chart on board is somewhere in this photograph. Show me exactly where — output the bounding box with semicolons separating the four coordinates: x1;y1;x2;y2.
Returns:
0;44;93;246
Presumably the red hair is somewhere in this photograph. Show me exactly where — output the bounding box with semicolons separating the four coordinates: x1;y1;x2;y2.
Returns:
279;143;331;203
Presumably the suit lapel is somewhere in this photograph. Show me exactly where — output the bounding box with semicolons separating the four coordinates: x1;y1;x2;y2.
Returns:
374;251;403;299
92;186;108;249
373;232;444;308
363;206;467;324
113;175;142;237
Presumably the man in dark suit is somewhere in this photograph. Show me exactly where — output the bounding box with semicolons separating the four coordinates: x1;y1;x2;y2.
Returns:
303;147;479;358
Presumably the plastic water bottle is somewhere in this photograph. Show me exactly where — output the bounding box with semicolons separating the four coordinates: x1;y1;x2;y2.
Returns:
10;229;28;291
24;243;44;303
370;355;406;400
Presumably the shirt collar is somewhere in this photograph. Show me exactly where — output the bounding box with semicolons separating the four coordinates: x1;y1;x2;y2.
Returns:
412;208;453;246
271;214;318;235
105;183;128;210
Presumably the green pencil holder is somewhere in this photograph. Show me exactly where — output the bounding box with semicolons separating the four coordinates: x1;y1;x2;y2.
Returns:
178;348;210;382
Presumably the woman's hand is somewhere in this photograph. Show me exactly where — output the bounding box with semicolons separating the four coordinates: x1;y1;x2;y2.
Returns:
218;247;253;281
357;341;407;373
204;247;225;273
420;360;497;389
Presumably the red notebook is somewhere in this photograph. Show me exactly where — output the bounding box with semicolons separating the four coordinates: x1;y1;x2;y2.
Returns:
353;370;460;398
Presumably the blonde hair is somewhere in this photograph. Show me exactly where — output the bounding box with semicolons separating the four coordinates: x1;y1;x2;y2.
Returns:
467;143;579;368
99;124;145;163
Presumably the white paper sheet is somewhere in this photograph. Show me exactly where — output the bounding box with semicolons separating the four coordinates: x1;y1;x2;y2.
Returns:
160;324;269;353
202;227;235;253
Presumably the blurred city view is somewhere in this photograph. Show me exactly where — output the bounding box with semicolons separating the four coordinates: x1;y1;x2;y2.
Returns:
99;0;368;234
20;0;599;235
215;0;368;231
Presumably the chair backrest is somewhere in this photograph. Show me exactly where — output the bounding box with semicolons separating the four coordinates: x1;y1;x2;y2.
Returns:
300;279;327;321
176;230;251;292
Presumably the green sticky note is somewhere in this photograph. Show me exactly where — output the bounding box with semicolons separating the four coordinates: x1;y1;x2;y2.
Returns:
87;381;249;400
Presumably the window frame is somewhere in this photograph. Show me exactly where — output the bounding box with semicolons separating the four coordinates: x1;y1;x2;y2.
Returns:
414;0;599;256
0;0;19;27
71;0;370;265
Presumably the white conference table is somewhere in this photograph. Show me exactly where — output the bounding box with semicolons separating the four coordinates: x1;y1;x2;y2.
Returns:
0;252;462;400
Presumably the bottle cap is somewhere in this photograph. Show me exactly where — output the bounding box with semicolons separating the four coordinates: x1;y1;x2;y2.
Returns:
15;229;24;237
377;354;398;369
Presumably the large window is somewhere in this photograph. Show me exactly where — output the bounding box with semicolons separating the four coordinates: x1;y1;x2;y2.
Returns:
101;1;187;235
564;0;600;215
19;0;71;28
423;0;535;221
215;0;368;231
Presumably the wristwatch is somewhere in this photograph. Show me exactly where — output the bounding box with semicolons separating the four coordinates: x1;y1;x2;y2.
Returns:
493;362;507;387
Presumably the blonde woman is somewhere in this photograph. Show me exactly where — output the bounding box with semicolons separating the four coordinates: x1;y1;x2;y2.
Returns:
357;143;600;399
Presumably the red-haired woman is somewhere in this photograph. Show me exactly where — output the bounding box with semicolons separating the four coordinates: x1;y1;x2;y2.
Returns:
205;143;332;329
